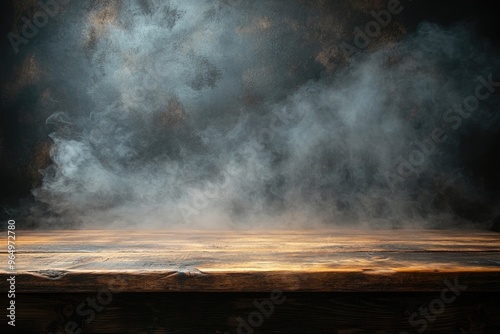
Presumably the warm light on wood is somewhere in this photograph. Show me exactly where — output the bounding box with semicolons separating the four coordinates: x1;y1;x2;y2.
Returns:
1;229;500;293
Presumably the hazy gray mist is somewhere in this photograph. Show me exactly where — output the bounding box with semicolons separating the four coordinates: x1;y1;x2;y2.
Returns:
19;0;500;229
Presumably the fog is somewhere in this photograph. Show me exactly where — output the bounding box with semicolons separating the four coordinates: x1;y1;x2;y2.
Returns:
12;0;499;229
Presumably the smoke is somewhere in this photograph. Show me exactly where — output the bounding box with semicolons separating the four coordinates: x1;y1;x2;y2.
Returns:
25;1;500;229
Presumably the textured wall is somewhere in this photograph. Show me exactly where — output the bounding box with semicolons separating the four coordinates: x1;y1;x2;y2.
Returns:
1;0;499;229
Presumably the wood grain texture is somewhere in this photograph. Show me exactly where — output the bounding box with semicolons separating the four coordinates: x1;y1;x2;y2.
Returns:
1;230;500;293
4;292;500;334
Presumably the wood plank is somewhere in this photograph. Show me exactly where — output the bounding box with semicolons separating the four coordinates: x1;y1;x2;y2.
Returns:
1;230;500;293
4;292;500;334
4;229;500;253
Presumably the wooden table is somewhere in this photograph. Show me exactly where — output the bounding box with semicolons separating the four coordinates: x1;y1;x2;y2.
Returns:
1;229;500;333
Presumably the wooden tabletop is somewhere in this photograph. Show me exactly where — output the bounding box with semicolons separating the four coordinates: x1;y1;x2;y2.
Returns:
1;229;500;293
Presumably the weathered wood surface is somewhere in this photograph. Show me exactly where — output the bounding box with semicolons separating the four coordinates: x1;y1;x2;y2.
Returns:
1;230;500;293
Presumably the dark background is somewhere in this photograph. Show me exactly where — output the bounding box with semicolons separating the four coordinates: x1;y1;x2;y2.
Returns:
1;0;499;229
